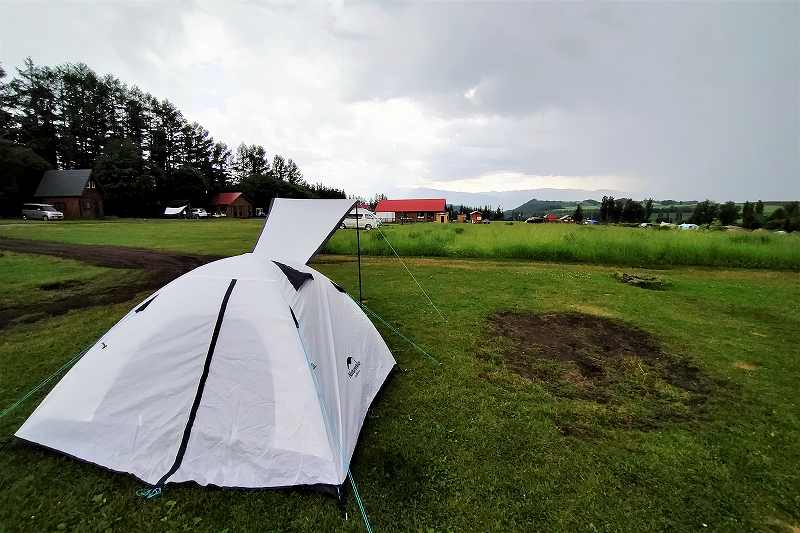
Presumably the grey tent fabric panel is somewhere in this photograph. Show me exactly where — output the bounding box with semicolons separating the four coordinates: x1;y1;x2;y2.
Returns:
273;261;314;290
168;279;339;487
155;279;237;487
15;276;236;484
252;198;356;264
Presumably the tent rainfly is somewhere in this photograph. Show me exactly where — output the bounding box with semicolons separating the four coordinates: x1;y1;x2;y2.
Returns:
16;198;395;493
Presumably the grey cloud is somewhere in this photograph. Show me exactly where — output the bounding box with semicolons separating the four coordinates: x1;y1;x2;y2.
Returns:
0;1;797;200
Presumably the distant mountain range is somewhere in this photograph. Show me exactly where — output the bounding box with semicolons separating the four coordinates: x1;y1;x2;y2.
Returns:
390;187;630;211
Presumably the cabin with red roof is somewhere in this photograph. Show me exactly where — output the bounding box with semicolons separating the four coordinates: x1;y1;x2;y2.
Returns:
211;192;253;218
374;198;447;223
544;213;559;223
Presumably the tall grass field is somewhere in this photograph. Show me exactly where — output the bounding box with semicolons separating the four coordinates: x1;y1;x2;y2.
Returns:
0;219;797;270
326;223;800;270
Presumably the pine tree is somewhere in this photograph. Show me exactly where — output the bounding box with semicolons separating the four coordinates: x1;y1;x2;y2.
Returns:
573;204;584;223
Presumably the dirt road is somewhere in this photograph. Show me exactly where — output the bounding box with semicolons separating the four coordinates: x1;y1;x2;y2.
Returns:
0;238;220;329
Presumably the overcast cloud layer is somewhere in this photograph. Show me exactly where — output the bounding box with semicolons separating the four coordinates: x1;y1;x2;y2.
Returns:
1;1;797;200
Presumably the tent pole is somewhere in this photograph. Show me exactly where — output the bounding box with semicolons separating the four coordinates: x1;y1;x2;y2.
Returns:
356;203;363;304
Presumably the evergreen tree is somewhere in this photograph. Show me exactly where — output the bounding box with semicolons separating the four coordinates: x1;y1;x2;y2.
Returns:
93;139;154;216
573;204;584;223
741;201;755;229
0;59;346;215
644;198;654;221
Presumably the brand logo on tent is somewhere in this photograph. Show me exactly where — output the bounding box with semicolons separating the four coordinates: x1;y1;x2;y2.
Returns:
346;356;361;379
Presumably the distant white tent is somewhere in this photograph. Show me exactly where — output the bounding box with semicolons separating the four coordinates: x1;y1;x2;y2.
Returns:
17;198;395;490
164;205;187;216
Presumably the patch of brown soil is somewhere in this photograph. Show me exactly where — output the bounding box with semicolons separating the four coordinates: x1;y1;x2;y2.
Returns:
0;237;220;330
39;279;84;291
483;311;713;432
490;311;653;375
734;361;760;370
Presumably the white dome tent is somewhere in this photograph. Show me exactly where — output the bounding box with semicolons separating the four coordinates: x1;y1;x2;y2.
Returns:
16;199;396;505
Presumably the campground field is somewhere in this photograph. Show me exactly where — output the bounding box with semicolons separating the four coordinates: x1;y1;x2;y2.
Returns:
0;219;799;532
1;218;799;270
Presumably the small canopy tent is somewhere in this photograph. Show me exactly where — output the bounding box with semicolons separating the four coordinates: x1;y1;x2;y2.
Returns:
164;205;188;216
17;198;395;490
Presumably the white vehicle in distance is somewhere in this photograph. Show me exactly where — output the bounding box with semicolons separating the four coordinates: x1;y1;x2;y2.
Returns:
191;208;209;218
340;209;380;230
22;203;64;220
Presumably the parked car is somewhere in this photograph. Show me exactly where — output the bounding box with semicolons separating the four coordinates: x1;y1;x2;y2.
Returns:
191;208;209;218
678;223;699;230
525;216;544;223
482;218;491;224
22;203;64;220
340;210;380;230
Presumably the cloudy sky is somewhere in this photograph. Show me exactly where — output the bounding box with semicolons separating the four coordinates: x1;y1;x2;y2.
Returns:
1;1;797;200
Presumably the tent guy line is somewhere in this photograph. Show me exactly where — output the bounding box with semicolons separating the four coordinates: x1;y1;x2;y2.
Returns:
373;224;448;323
357;301;440;365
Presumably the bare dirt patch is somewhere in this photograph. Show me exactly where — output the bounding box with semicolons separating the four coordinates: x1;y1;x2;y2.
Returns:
482;311;713;433
734;361;760;371
614;272;670;290
0;238;220;330
39;279;84;291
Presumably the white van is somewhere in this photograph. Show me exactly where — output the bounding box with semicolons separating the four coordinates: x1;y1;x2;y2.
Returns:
340;209;380;230
22;203;64;220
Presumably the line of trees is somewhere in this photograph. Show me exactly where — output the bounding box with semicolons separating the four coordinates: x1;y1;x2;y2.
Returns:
687;199;799;230
446;204;504;221
741;200;799;231
598;197;655;223
0;59;345;216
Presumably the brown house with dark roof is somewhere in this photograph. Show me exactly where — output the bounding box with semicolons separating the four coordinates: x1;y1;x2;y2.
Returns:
33;169;104;218
211;192;253;218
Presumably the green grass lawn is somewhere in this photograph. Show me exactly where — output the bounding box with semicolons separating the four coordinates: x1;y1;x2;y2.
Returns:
0;218;264;257
1;252;798;531
0;251;150;333
0;252;112;307
2;219;798;270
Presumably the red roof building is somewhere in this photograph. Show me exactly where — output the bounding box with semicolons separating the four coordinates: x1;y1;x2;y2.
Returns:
544;213;559;222
211;192;254;218
374;199;446;223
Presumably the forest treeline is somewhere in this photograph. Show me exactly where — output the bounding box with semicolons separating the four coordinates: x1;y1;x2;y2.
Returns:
0;59;345;216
